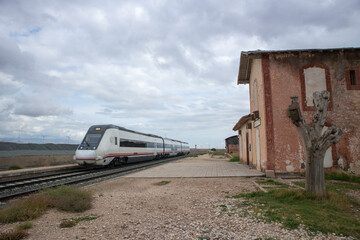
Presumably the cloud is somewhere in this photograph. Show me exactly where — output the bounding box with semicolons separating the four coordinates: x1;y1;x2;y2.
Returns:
13;93;73;117
0;0;359;146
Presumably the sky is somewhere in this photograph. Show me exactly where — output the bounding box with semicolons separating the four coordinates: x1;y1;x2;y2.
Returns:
0;0;359;149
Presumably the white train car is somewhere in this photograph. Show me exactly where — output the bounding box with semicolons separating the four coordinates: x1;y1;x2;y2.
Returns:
75;125;189;167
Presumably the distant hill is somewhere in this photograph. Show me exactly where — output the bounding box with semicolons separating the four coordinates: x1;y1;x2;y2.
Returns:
0;142;79;158
0;142;78;151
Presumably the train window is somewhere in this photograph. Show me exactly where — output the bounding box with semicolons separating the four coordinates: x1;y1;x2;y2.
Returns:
146;142;155;148
157;143;163;148
120;139;146;148
115;137;117;145
79;133;102;149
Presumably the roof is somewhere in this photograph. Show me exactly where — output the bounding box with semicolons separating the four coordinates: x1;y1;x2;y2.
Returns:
225;135;239;145
237;47;360;85
232;114;251;131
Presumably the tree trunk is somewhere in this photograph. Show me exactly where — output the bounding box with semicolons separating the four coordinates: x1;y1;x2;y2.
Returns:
288;91;342;197
306;149;327;196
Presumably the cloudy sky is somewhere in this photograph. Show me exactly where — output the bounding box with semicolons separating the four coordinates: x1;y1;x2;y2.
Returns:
0;0;359;148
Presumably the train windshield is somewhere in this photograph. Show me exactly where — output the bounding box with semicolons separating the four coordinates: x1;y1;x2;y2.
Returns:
79;133;102;150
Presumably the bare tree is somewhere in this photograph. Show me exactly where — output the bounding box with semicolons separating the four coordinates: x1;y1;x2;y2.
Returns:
288;91;342;197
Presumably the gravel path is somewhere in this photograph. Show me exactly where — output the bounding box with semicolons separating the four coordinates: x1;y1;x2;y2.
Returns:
0;155;356;239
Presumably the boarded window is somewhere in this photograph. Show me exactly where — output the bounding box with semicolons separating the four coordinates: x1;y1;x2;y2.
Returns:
303;67;327;107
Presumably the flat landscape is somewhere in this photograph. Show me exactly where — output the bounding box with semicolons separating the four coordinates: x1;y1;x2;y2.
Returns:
1;154;359;240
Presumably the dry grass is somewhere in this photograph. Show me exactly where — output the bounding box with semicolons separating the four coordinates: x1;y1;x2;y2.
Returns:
0;185;93;225
0;194;49;224
60;215;98;228
44;185;93;213
16;222;33;230
0;229;29;240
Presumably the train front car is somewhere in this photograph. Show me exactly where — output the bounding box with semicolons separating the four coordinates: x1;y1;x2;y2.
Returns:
75;125;108;166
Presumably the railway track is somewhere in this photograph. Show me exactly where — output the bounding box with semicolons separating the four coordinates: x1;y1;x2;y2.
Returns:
0;154;196;202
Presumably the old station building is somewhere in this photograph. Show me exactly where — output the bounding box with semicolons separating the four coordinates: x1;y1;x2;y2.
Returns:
233;47;360;175
225;135;239;153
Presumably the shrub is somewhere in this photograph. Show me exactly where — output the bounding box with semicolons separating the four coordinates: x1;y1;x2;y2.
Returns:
60;215;98;228
16;221;33;230
44;185;92;212
60;219;76;228
0;230;29;240
8;165;22;170
0;194;49;223
0;185;93;225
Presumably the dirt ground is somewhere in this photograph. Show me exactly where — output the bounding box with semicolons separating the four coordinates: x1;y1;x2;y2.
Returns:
0;154;355;239
1;177;352;240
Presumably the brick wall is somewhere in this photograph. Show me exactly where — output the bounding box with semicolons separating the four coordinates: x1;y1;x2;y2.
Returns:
265;50;360;174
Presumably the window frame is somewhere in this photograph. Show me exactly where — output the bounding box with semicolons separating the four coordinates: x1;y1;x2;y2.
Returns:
299;64;332;111
345;67;360;90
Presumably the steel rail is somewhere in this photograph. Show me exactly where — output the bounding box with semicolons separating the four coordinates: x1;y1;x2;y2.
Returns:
0;154;198;202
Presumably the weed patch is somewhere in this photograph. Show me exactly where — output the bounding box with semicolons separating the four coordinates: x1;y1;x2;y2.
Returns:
325;170;360;184
292;181;305;188
237;188;360;238
0;229;29;240
44;185;92;212
256;179;287;186
60;215;98;228
0;185;93;224
8;165;22;170
0;194;49;223
229;156;240;162
16;222;33;230
154;181;171;186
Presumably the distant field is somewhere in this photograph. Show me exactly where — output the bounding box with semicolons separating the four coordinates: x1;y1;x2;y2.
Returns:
0;142;78;169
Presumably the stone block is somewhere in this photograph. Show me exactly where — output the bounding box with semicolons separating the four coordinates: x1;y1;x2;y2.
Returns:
265;170;276;178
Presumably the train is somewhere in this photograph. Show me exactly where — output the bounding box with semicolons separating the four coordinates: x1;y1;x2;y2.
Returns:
74;124;190;167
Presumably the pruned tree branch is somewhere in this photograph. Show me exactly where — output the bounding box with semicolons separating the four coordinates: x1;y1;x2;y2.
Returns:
288;90;343;197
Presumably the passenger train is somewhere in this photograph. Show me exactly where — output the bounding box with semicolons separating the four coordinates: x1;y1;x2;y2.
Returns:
74;125;190;167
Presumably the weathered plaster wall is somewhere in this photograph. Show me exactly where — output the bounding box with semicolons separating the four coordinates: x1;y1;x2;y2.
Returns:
267;50;360;174
237;122;250;164
249;59;268;171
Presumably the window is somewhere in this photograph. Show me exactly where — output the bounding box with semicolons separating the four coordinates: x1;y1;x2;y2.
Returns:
79;133;102;150
345;67;360;90
120;139;158;148
350;70;356;85
115;137;117;145
300;64;332;111
120;139;146;148
146;142;155;148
